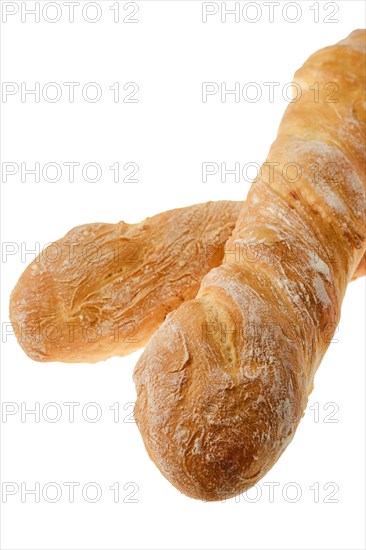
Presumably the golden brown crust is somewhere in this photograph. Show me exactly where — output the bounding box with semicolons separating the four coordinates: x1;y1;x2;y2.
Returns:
9;201;241;362
133;31;366;501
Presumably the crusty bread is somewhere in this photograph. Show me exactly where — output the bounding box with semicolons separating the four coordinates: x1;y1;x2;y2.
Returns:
133;31;366;501
9;201;241;362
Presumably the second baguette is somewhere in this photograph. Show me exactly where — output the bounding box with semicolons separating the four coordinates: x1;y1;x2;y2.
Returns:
10;201;241;362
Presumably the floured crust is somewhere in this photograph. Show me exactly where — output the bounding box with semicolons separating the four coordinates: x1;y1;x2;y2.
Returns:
9;201;241;362
133;30;366;501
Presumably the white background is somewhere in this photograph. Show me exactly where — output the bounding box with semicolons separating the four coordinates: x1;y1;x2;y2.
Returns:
1;1;365;549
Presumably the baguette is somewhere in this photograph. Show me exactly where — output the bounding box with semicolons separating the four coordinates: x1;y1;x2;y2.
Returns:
9;201;241;362
133;30;366;500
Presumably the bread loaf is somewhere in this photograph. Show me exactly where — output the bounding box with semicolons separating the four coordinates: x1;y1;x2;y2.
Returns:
133;30;366;500
9;201;241;362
